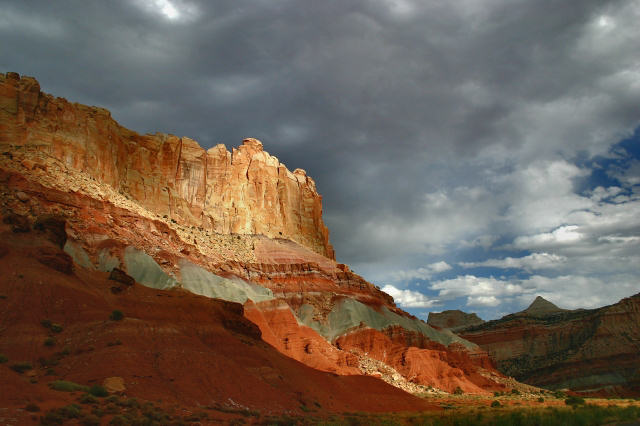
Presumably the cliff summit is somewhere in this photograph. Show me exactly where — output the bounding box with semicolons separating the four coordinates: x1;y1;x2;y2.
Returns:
0;72;334;258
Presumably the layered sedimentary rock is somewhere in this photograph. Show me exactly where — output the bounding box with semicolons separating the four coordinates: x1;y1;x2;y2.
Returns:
0;72;333;258
427;310;485;332
0;226;438;420
458;295;640;394
0;72;517;396
335;326;502;394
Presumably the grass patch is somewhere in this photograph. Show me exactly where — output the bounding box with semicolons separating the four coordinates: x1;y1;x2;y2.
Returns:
310;405;640;426
9;362;32;374
49;380;89;392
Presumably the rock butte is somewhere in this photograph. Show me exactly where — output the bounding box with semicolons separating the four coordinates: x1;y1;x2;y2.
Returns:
427;310;485;332
0;72;333;259
0;72;524;411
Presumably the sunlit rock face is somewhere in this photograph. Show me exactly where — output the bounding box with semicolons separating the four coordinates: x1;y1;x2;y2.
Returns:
0;72;334;258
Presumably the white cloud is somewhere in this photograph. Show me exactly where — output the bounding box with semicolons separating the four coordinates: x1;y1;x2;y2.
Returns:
387;261;452;282
133;0;198;21
381;285;440;308
430;275;525;301
460;252;566;271
513;225;583;249
467;296;500;307
429;273;639;312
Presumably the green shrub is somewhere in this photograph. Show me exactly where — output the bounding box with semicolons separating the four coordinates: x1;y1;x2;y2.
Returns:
9;362;32;374
565;396;586;406
121;397;140;408
50;323;63;333
106;395;120;404
79;394;98;404
59;404;82;419
44;337;56;347
538;397;545;402
453;386;464;395
88;385;109;397
491;400;501;408
40;410;64;425
49;380;89;392
109;310;124;321
553;390;567;399
0;353;7;363
511;388;521;395
493;391;502;397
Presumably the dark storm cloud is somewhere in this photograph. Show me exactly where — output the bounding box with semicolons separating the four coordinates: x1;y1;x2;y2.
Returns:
2;0;640;315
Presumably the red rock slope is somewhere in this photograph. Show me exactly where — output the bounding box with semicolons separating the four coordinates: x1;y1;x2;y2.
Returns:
0;225;438;422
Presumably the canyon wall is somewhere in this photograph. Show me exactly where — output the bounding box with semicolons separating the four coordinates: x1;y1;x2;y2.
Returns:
0;72;333;258
458;295;640;395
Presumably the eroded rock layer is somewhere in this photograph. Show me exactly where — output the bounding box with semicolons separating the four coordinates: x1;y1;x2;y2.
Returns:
0;72;333;258
458;296;640;395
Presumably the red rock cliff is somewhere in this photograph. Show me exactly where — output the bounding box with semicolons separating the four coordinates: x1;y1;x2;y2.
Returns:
0;72;334;258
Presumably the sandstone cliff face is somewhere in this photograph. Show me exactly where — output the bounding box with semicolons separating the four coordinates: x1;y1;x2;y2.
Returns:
458;295;640;394
0;72;333;258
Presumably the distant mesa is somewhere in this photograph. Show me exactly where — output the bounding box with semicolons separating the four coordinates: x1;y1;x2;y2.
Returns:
427;309;485;331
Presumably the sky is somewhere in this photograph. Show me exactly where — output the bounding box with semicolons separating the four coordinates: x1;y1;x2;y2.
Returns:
2;0;639;320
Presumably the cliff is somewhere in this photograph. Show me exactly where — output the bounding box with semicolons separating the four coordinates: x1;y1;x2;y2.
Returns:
458;295;640;395
0;72;333;258
0;72;518;398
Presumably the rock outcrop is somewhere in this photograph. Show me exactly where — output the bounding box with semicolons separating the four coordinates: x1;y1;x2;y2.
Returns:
0;72;518;397
457;295;640;395
427;310;485;332
0;72;333;258
522;296;566;317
